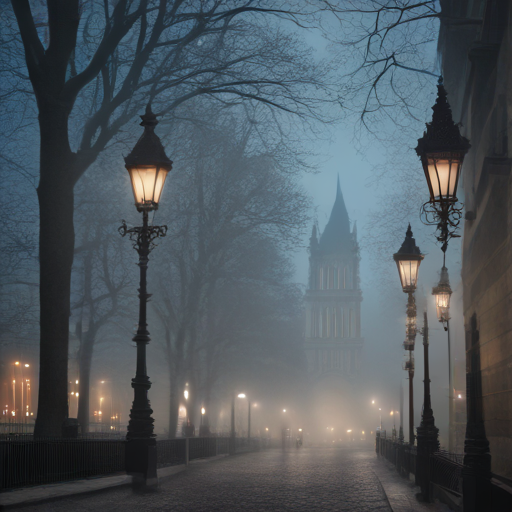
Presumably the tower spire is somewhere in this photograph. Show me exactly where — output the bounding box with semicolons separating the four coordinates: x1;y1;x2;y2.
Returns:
317;175;351;254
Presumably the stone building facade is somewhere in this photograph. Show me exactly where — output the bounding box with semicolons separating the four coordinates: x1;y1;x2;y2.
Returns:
438;0;512;481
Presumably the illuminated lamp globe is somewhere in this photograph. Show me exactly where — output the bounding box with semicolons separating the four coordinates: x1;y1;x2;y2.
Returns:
432;266;452;328
125;105;173;212
393;225;424;293
415;78;470;204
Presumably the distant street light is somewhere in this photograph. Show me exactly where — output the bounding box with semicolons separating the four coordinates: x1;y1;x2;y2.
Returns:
120;104;172;486
237;393;251;440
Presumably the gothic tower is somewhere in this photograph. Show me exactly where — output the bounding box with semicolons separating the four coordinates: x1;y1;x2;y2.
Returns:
304;178;363;382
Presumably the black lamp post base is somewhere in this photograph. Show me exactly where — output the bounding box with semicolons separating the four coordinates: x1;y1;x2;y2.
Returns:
126;438;158;487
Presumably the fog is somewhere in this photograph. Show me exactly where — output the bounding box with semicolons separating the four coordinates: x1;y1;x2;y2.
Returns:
0;1;463;453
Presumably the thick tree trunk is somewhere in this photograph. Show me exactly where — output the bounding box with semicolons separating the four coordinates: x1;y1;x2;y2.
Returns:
34;104;76;438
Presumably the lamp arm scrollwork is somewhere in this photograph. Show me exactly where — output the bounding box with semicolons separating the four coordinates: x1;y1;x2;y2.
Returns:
420;201;464;253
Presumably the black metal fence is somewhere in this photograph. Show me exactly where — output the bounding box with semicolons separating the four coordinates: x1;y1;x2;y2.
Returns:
156;438;187;467
375;432;416;477
0;438;125;491
376;432;465;505
429;450;463;496
1;435;267;492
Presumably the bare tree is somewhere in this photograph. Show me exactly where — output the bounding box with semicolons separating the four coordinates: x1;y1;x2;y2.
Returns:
6;0;332;436
151;111;310;435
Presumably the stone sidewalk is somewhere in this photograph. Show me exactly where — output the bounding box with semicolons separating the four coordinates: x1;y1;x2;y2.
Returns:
0;456;228;510
371;456;452;512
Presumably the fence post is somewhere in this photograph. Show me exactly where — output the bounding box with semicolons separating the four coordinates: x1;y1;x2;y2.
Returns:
185;437;189;466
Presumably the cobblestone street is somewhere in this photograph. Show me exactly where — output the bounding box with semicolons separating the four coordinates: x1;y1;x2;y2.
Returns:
15;447;392;512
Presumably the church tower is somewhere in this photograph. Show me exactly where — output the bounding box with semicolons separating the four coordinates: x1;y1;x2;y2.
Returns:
304;178;363;381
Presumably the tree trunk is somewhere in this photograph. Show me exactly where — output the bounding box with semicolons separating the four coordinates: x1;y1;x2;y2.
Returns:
33;103;76;438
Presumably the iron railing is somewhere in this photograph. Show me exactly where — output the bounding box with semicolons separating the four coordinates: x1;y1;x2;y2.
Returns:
1;435;267;491
0;422;35;435
0;438;125;491
376;433;416;477
156;438;186;467
429;450;463;496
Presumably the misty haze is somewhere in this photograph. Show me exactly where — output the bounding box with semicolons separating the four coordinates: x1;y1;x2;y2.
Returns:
1;1;511;511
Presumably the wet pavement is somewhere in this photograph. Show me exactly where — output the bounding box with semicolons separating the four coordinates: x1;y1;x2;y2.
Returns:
13;447;392;511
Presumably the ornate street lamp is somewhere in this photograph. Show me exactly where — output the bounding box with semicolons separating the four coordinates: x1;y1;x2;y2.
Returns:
394;225;423;445
393;225;423;294
120;104;172;486
432;265;454;452
416;77;470;253
432;266;452;331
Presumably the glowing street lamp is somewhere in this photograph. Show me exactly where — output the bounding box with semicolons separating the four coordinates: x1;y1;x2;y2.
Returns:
416;78;470;254
432;266;452;329
433;264;454;451
393;225;423;294
124;106;172;212
120;105;172;486
416;78;470;206
394;225;423;446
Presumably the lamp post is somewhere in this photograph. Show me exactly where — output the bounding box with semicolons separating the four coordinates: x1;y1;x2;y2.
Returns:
416;312;440;501
230;393;235;455
394;225;423;445
237;394;251;441
432;266;454;451
399;380;404;443
416;77;470;255
120;105;172;487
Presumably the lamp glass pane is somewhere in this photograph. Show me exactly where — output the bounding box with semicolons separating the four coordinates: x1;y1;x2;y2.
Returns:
436;304;450;322
435;291;451;309
398;259;420;290
427;157;460;200
128;166;158;205
153;167;169;205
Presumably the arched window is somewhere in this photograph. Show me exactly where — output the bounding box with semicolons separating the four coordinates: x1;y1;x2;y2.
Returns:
343;267;347;288
325;307;330;337
310;309;317;337
336;267;340;289
319;267;324;290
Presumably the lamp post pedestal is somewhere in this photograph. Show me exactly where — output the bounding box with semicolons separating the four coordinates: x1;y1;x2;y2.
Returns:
416;313;439;502
125;438;158;487
462;314;491;511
